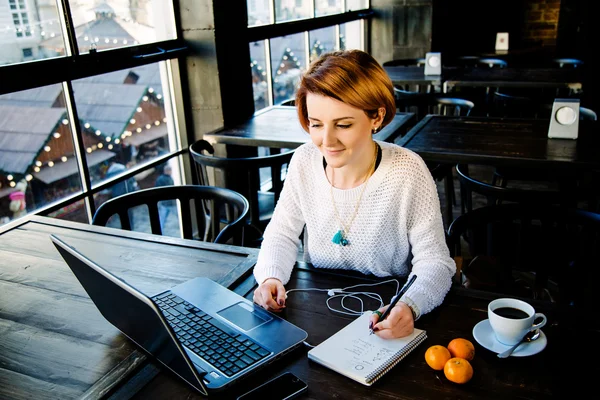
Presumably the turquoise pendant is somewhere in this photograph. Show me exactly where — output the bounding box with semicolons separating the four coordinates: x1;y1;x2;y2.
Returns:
332;230;349;246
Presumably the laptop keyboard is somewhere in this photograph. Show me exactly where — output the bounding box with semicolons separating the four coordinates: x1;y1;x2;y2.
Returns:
152;291;271;377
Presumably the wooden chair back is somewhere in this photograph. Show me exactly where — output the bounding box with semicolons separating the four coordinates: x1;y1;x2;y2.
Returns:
189;140;294;235
395;89;475;119
455;163;570;214
429;97;475;116
447;203;600;310
92;185;249;245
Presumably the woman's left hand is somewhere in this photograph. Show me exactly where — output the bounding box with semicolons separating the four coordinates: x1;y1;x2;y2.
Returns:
369;301;414;339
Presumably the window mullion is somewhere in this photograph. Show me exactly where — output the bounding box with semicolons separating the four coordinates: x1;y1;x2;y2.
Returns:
56;0;79;57
270;0;276;24
61;81;94;221
360;18;366;50
304;31;310;68
265;40;274;107
162;60;185;155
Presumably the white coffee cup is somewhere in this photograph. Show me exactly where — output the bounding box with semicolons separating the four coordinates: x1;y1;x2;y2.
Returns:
488;298;547;346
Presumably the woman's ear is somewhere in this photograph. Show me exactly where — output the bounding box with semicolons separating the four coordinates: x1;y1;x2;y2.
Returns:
372;107;386;131
378;107;386;123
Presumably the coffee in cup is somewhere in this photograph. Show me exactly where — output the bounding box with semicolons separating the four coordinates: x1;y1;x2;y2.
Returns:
488;298;547;346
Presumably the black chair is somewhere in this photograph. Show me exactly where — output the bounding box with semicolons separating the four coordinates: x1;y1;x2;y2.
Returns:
382;58;426;67
477;58;507;68
453;58;506;113
491;104;597;189
490;91;543;118
428;97;475;116
553;58;583;68
394;89;476;120
455;164;569;214
280;99;295;106
395;89;476;227
492;91;597;120
189;140;295;245
537;103;597;120
425;97;475;227
579;106;598;121
454;56;480;68
447;203;600;312
394;88;430;119
92;185;249;245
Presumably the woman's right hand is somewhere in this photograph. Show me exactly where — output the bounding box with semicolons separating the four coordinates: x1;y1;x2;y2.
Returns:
253;278;286;312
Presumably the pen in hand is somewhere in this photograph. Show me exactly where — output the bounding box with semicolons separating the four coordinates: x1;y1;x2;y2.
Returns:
370;274;417;335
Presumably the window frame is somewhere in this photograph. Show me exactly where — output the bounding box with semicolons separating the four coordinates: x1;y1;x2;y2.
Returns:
248;8;372;43
0;0;191;224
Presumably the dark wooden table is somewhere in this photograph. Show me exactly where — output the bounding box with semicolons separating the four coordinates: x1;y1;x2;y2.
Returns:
443;67;583;93
130;263;595;399
395;115;600;171
0;216;258;400
203;106;416;149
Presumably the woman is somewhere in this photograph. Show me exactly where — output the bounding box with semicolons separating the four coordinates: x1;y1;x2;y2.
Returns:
253;50;455;339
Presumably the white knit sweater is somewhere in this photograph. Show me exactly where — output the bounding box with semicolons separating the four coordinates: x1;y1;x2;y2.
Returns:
253;140;456;318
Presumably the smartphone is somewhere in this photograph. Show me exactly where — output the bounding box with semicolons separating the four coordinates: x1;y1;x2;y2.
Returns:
236;372;307;400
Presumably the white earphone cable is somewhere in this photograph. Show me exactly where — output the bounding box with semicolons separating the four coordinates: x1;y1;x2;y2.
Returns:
286;278;401;317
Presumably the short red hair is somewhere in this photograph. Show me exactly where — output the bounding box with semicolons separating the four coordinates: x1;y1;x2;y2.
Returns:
295;50;396;132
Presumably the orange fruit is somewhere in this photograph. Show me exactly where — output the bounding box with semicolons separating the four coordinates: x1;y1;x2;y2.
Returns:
447;338;475;361
424;345;452;370
444;357;473;384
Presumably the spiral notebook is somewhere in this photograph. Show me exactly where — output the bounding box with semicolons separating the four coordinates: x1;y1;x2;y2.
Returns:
307;311;427;386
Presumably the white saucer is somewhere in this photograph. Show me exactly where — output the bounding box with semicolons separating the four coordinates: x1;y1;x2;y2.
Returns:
472;319;547;357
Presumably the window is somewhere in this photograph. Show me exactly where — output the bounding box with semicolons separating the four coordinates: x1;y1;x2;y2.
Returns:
271;34;306;104
9;0;31;38
247;0;371;111
0;0;187;228
275;0;311;23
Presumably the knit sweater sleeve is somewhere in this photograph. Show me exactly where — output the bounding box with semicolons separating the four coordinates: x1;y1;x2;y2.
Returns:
253;148;307;285
402;154;456;318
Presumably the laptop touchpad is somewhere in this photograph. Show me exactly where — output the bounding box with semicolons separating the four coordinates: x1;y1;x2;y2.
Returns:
218;302;271;331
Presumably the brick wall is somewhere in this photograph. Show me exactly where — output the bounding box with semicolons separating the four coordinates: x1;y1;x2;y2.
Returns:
523;0;561;47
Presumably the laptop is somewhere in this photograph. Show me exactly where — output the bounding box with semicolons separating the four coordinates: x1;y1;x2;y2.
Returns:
50;234;307;396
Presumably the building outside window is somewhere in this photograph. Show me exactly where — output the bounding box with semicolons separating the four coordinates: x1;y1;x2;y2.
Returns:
9;0;32;38
247;0;368;112
0;0;187;233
